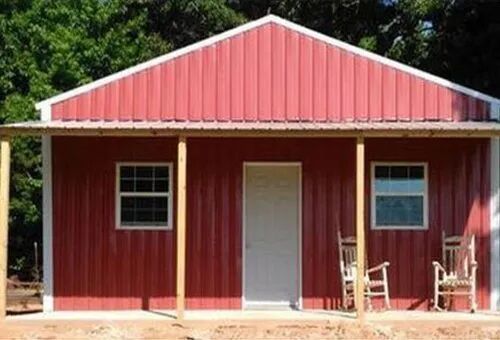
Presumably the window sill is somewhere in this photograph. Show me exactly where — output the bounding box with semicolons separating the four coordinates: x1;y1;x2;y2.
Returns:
371;225;428;231
116;226;173;231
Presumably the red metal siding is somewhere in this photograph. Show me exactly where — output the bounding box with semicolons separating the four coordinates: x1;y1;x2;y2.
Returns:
50;23;490;122
52;137;490;310
52;137;178;310
365;138;491;310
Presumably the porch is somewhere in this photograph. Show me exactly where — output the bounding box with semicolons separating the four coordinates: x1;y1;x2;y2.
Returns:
0;121;498;321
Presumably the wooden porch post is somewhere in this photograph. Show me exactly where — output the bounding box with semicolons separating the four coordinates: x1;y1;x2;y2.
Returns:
176;136;187;320
0;137;10;319
355;136;365;320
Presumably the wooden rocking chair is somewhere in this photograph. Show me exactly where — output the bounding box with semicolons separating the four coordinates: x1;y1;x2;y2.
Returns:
432;231;477;312
337;231;390;311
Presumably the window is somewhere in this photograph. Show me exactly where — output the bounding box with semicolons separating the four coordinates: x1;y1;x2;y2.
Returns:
371;163;428;230
116;163;172;230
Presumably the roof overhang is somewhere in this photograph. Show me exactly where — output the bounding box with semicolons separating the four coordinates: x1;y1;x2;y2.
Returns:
0;120;499;138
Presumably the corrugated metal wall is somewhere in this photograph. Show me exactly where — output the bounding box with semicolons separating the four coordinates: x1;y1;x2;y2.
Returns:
52;137;490;310
52;137;177;310
53;137;177;310
365;138;490;310
51;23;489;122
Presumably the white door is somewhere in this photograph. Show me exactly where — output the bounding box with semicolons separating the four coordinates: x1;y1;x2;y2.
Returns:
244;164;300;309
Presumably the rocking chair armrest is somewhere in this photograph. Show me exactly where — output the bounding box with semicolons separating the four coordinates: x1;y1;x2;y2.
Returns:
366;261;390;274
432;261;446;272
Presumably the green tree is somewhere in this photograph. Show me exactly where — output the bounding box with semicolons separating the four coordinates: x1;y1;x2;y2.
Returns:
128;0;245;48
0;0;169;279
428;0;500;96
228;0;439;66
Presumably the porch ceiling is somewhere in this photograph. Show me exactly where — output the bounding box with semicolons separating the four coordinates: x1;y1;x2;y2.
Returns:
0;120;499;138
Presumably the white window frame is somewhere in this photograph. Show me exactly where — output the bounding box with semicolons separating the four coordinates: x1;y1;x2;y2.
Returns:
115;162;173;230
371;162;429;230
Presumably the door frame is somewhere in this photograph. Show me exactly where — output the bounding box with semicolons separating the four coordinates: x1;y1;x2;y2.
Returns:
242;162;303;310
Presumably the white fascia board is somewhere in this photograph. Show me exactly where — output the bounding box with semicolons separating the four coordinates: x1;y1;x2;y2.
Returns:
35;14;500;110
490;102;500;121
39;103;52;121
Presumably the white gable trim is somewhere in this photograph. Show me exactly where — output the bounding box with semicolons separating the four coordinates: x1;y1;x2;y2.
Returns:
36;14;500;110
491;103;500;121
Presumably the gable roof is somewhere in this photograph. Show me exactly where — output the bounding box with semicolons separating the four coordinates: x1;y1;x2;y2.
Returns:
36;14;500;111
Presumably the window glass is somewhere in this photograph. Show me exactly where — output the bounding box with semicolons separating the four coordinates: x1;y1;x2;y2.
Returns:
118;164;171;229
373;164;426;229
375;196;424;226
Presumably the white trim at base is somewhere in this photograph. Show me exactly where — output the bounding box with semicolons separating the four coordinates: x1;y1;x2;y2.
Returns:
491;137;500;311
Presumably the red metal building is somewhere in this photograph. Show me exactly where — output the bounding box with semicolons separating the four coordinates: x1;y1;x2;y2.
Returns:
1;15;499;315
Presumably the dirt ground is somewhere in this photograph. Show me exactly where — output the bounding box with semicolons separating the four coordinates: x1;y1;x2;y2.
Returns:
1;319;500;339
4;299;500;339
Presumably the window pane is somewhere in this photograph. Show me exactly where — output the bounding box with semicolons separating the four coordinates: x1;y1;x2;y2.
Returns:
121;209;134;223
118;164;170;228
155;167;168;179
390;179;409;193
136;179;153;192
121;197;135;209
120;196;169;226
136;166;153;178
154;197;168;209
388;166;407;193
154;179;168;192
136;210;153;223
376;195;424;226
390;166;408;179
375;166;390;179
136;197;154;209
120;165;169;193
408;178;425;192
409;166;424;179
120;179;134;192
121;166;134;178
375;178;391;192
154;210;168;222
374;165;425;194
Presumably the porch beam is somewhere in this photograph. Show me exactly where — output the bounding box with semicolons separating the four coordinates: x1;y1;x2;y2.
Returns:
1;128;500;138
0;137;10;319
355;136;365;320
176;136;187;320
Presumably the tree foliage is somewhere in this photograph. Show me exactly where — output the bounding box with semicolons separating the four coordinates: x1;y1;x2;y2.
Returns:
1;0;498;279
0;0;170;279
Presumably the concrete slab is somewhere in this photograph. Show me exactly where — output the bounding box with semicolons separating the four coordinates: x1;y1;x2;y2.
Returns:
7;310;500;322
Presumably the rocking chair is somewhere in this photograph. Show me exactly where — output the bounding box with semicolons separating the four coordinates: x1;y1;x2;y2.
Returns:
337;231;390;311
432;231;477;312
